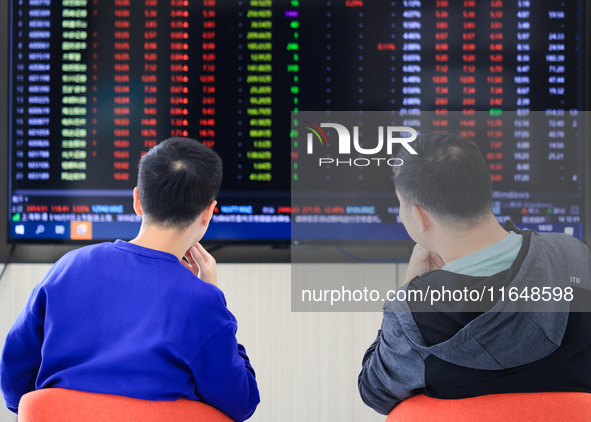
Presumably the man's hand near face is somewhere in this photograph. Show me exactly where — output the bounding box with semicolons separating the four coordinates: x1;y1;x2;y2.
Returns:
182;243;218;287
403;244;445;285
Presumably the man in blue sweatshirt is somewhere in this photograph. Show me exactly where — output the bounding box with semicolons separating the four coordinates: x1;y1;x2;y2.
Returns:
359;132;591;415
0;137;260;421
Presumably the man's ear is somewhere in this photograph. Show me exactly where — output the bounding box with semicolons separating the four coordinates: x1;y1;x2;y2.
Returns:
200;200;217;227
132;187;143;217
411;204;431;233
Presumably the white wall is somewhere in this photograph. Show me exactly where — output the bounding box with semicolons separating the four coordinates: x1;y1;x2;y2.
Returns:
0;262;406;422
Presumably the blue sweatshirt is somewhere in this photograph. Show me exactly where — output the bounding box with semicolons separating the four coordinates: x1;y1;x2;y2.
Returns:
0;240;259;421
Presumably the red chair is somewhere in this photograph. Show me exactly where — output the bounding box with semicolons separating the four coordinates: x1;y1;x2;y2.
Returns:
386;392;591;422
18;388;233;422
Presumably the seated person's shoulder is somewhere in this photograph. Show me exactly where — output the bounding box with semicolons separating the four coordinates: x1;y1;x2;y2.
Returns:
39;242;114;285
182;276;228;308
170;270;235;323
539;231;588;250
538;231;590;265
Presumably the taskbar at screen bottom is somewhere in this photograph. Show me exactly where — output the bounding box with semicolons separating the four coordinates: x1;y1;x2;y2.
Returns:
8;221;584;243
8;221;291;242
292;222;584;242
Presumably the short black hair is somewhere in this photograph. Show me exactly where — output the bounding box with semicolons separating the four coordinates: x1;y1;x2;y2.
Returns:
137;137;222;230
394;132;492;225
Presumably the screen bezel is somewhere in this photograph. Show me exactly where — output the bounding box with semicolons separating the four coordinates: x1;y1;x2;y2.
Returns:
1;0;589;263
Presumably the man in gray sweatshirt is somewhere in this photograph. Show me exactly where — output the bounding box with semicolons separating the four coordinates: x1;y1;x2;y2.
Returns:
358;132;591;415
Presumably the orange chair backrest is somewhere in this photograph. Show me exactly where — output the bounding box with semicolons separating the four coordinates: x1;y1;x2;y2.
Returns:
18;388;233;422
386;392;591;422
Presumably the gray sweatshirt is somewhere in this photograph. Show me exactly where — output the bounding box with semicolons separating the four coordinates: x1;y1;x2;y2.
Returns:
359;227;591;415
